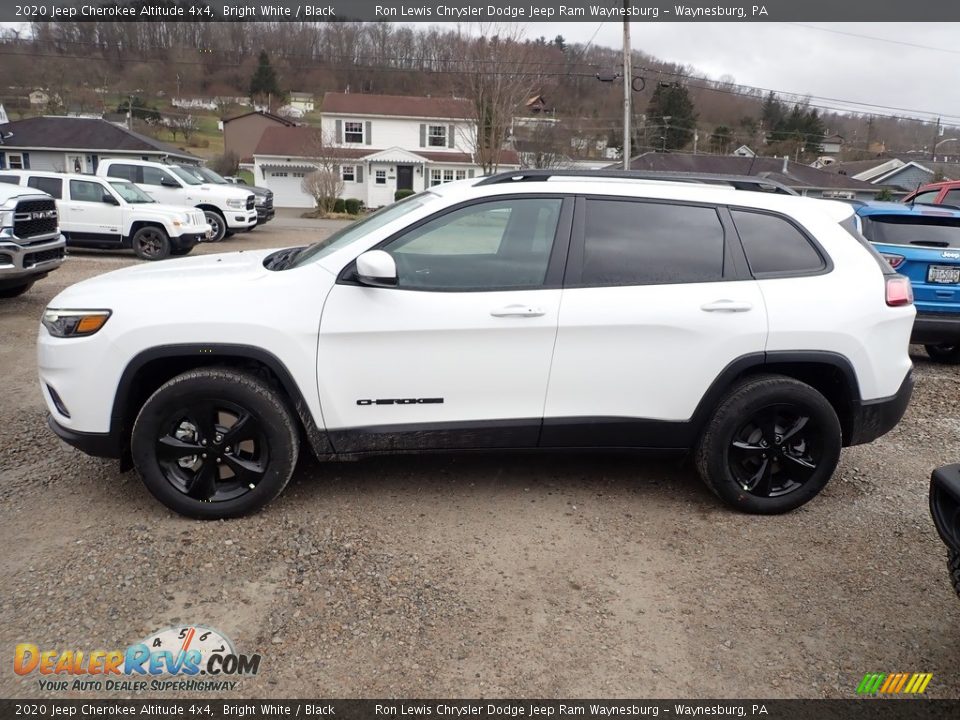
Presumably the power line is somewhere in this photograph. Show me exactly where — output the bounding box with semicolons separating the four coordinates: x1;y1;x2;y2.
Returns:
786;23;960;57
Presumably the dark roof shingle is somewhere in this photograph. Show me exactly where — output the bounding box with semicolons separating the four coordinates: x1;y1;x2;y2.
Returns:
321;93;472;120
0;116;197;159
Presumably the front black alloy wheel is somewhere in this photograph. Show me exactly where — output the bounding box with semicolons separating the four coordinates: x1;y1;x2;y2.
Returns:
131;368;299;519
132;226;171;261
203;210;227;242
696;375;842;514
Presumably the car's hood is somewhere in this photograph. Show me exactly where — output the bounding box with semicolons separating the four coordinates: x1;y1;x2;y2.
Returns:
48;249;277;307
192;184;252;200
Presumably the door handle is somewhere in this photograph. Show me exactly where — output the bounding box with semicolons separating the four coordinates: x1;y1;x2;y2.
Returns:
701;299;753;313
69;206;83;212
490;304;546;318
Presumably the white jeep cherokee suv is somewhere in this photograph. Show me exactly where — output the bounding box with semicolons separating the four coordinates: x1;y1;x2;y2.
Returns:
0;170;210;260
38;171;916;519
96;159;257;242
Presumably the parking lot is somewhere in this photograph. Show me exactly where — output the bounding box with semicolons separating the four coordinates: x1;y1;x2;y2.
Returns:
2;212;959;699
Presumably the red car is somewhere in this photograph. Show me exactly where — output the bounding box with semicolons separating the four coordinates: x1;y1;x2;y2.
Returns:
903;181;960;208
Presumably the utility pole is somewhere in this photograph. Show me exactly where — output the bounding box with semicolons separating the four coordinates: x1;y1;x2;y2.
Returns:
931;117;941;161
127;94;133;130
622;0;631;170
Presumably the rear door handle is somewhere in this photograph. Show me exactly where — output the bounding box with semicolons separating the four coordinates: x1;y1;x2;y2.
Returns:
490;304;546;318
701;299;753;313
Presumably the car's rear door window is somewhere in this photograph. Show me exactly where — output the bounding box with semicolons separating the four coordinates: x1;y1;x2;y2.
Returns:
580;199;725;286
27;176;62;199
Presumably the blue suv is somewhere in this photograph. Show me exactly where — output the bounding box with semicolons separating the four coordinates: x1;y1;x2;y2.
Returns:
853;201;960;363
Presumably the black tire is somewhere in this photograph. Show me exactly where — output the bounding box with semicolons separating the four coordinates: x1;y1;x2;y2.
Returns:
924;343;960;364
131;226;171;261
203;210;227;242
695;374;842;515
950;551;960;599
0;281;34;298
130;368;299;519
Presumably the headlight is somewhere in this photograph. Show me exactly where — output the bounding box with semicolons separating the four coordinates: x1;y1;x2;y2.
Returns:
42;309;111;338
0;210;11;226
255;197;266;206
226;198;245;209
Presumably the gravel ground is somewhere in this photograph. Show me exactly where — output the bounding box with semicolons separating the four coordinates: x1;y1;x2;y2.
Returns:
1;217;959;700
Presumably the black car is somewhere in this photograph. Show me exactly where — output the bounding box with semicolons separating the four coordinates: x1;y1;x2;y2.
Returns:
179;166;274;225
930;464;960;598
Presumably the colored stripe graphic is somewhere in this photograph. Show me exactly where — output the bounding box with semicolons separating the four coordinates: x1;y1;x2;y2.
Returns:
857;672;932;695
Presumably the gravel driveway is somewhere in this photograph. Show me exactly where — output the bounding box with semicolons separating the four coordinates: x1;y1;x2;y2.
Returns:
2;218;959;699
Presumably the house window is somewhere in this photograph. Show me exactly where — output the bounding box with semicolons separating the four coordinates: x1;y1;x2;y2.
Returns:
272;171;288;177
342;165;355;182
293;172;305;178
443;169;454;183
375;170;387;185
430;169;442;187
428;125;447;147
456;170;466;181
344;122;364;144
8;154;24;169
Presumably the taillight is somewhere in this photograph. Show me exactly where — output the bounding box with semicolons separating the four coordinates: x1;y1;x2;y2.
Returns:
880;252;905;270
885;274;914;307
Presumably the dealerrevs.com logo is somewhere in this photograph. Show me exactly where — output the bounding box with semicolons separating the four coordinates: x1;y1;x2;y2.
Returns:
14;625;261;692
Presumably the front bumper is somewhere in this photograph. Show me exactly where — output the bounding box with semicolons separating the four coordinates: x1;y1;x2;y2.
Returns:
931;464;960;554
224;210;258;230
846;370;913;446
256;206;274;223
48;415;121;459
911;311;960;345
171;232;203;251
0;232;66;288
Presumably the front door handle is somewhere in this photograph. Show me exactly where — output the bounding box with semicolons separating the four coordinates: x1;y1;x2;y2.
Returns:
701;299;753;313
490;304;546;318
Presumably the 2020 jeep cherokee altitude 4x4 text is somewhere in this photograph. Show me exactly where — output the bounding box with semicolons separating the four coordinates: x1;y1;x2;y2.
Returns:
39;171;916;519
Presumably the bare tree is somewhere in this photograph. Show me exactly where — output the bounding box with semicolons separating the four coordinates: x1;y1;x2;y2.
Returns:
462;24;543;174
300;128;345;214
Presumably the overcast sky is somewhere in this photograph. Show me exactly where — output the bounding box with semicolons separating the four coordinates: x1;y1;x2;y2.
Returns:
513;22;960;126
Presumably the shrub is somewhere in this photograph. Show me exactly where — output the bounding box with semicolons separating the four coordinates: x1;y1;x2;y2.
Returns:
208;151;240;177
345;198;362;215
333;198;346;213
395;189;416;202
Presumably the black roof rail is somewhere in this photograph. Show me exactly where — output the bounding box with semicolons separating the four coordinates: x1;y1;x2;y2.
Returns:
475;169;799;196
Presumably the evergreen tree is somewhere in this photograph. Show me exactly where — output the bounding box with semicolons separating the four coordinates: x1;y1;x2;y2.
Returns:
250;51;281;104
646;82;697;150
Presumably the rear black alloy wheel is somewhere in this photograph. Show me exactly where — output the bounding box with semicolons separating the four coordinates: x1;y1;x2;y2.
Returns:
696;375;842;514
131;368;299;519
728;405;822;499
925;343;960;365
132;226;171;261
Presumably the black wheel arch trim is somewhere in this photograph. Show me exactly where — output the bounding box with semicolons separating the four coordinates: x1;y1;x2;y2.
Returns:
111;343;333;461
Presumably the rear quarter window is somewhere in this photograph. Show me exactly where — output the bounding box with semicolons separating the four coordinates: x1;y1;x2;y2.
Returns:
0;174;19;185
730;209;825;276
27;176;63;199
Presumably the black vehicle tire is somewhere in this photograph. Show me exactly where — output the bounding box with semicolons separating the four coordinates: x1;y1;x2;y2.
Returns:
0;281;34;298
924;343;960;364
131;367;300;519
203;210;227;242
950;551;960;599
131;226;171;261
695;374;842;515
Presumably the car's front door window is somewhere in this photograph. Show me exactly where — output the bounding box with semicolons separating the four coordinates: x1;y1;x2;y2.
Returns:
382;198;563;291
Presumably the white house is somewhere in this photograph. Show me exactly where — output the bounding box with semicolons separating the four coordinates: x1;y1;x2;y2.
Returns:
288;92;315;113
253;92;520;208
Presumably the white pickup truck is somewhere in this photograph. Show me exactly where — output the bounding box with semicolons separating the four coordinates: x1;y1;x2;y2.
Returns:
0;182;65;297
96;159;257;242
0;170;211;261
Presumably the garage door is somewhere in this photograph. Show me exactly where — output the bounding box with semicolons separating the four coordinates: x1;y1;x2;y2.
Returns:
265;170;314;208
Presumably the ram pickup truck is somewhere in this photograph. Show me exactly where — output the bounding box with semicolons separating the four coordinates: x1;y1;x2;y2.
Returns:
180;166;274;225
96;159;257;242
0;170;210;260
0;183;65;297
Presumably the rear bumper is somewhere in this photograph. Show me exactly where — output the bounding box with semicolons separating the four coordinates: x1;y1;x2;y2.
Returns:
48;415;121;459
846;371;913;446
912;311;960;344
931;464;960;554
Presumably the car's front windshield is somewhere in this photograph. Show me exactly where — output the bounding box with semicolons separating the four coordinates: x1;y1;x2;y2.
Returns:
109;180;155;204
190;166;228;185
292;192;441;267
169;166;204;186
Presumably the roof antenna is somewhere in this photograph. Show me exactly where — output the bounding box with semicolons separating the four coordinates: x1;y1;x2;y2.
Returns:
909;181;922;207
746;151;758;177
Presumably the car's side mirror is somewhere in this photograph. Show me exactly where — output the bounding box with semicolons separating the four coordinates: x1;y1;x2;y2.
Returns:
355;250;398;288
160;177;179;188
101;193;119;205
